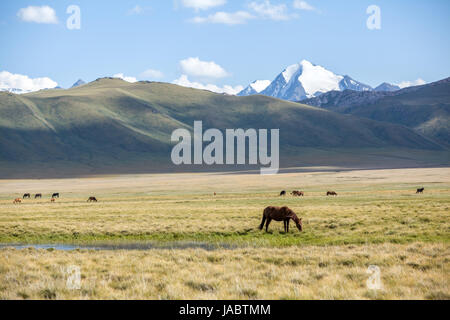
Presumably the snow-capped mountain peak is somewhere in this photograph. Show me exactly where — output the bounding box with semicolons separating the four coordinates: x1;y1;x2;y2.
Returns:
297;60;344;98
249;80;271;93
239;59;373;101
282;63;301;83
237;79;271;96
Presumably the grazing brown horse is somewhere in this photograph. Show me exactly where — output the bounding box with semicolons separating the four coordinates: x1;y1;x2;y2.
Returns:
416;188;425;194
87;197;98;202
35;194;42;199
51;198;56;203
327;191;338;196
23;193;31;199
259;206;303;233
13;198;22;204
280;190;286;196
291;191;304;197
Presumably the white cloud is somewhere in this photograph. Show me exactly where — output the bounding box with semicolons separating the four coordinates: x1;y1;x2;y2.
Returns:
173;75;243;95
396;78;426;89
140;69;164;79
180;57;229;79
128;5;144;15
191;11;254;25
249;0;292;21
17;6;58;24
113;73;138;83
191;1;304;25
182;0;226;11
0;71;58;93
293;0;315;11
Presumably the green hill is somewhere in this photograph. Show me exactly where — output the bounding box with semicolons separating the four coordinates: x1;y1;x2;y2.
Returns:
0;78;446;178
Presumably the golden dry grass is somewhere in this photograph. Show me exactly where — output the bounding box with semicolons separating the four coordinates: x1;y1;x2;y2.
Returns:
0;243;448;300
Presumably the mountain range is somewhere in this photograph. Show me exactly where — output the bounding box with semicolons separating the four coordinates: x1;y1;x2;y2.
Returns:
0;79;86;95
300;77;450;147
238;60;400;101
0;61;416;102
0;77;446;178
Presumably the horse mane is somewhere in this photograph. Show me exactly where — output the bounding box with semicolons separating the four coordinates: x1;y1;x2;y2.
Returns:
282;207;301;224
292;214;301;224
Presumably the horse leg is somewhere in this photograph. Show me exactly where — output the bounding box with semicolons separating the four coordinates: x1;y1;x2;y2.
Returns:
259;214;267;230
287;219;290;233
284;220;287;233
265;218;272;232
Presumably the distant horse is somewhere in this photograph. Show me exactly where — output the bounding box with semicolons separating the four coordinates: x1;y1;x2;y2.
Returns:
259;206;303;233
35;194;42;199
87;197;98;203
416;188;425;194
52;193;60;198
327;191;338;196
23;193;31;199
13;198;22;204
280;191;286;196
51;198;56;203
291;191;304;197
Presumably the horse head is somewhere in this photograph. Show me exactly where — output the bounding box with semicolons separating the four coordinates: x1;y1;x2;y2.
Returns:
295;217;303;232
282;207;303;232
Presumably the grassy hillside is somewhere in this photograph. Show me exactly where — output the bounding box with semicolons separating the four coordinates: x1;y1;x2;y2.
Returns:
301;78;450;147
0;78;446;178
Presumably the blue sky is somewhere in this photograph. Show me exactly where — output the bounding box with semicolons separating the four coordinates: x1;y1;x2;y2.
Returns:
0;0;449;93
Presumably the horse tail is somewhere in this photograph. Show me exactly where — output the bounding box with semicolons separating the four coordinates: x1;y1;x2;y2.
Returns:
259;212;267;230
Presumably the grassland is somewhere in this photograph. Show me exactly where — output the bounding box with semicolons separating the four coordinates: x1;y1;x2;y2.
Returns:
0;168;448;299
1;243;448;300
